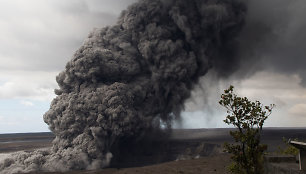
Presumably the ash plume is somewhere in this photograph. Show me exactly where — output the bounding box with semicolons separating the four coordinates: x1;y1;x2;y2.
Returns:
231;0;306;84
0;0;246;173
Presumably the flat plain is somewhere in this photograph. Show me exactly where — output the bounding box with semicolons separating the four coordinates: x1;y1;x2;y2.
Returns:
1;128;306;174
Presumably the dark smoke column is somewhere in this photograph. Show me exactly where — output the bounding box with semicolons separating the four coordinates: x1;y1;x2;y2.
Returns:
43;0;246;170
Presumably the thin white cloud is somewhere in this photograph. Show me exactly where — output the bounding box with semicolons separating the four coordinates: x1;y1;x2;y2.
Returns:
289;104;306;117
20;100;34;107
0;115;19;126
0;70;57;101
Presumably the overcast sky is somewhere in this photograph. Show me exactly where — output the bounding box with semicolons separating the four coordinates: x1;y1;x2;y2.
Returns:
0;0;305;133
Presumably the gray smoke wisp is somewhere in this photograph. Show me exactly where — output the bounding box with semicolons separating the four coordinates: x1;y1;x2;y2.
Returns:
0;0;246;173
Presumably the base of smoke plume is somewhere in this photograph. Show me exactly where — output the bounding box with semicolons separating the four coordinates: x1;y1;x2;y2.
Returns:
0;149;113;174
0;129;167;173
0;128;216;173
0;140;221;173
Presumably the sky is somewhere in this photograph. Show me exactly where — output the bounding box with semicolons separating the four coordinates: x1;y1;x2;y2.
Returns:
0;0;305;133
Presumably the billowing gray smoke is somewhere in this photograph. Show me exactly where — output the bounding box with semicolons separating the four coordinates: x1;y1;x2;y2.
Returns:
0;0;246;173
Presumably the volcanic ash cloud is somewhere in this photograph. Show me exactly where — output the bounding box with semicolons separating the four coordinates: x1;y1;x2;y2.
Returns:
0;0;246;173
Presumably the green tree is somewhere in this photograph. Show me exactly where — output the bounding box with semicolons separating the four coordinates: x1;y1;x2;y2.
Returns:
278;137;299;156
219;85;275;174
